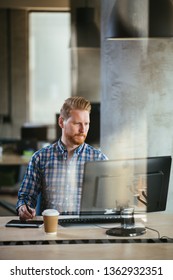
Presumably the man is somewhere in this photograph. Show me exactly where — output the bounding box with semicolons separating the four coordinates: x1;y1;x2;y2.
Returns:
16;96;107;220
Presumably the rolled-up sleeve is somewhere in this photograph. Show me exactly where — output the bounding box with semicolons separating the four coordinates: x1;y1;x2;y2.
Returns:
16;153;42;211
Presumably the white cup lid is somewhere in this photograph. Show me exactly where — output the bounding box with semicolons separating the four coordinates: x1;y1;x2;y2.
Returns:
42;209;59;216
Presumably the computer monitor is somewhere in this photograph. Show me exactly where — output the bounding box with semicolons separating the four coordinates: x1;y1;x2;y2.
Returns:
56;114;62;140
21;125;48;141
86;102;100;145
80;156;172;236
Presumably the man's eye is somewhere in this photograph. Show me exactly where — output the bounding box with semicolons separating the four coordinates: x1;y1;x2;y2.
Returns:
73;123;80;126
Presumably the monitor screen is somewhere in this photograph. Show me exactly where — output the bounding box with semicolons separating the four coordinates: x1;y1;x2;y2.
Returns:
56;114;62;140
21;125;48;141
81;156;172;214
80;156;172;236
86;102;100;145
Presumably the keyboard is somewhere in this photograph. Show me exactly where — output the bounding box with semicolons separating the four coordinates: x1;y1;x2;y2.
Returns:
58;215;121;226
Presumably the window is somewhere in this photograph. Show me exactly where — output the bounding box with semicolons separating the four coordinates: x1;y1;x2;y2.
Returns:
29;12;71;125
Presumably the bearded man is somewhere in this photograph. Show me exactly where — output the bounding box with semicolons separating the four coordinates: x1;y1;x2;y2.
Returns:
16;96;107;220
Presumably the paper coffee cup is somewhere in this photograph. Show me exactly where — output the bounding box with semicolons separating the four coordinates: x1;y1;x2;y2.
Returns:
42;209;59;234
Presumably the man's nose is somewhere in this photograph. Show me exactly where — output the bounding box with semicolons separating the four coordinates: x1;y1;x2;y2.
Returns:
79;124;85;132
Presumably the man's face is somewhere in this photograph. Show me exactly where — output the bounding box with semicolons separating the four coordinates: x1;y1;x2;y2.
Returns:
60;109;90;146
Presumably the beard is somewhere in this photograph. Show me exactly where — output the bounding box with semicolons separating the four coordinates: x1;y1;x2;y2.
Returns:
67;133;87;145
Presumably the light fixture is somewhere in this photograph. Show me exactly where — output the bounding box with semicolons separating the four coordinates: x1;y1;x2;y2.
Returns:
107;0;173;40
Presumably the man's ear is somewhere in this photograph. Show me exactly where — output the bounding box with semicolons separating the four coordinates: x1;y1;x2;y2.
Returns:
58;116;64;128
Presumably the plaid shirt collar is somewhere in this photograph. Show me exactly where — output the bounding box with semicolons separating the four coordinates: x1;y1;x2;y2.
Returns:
57;139;85;156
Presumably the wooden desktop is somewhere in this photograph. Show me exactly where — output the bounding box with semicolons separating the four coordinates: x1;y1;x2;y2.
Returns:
0;212;173;260
0;154;30;166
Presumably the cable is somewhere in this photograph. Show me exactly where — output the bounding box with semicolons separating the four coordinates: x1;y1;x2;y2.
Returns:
146;226;173;241
145;226;161;238
160;235;173;241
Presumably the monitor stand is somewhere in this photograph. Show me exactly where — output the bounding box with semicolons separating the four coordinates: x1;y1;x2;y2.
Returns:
106;208;146;237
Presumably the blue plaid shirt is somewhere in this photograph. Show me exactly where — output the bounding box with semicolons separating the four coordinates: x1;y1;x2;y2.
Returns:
16;139;107;214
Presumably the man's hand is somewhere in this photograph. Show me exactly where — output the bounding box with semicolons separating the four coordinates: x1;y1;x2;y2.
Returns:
18;204;36;221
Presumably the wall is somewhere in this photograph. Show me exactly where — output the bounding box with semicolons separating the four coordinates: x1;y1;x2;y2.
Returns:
0;9;8;116
0;10;28;139
101;0;173;213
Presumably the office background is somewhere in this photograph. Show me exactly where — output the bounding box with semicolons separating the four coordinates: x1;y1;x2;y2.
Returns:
0;0;173;214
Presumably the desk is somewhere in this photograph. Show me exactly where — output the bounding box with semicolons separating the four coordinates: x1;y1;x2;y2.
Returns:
0;213;173;260
0;154;30;166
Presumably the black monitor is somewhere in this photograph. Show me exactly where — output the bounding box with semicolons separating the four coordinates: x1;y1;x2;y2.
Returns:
86;102;100;145
56;114;62;140
21;125;48;141
80;156;172;236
